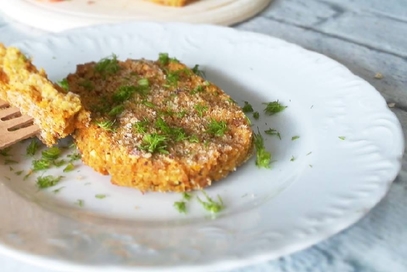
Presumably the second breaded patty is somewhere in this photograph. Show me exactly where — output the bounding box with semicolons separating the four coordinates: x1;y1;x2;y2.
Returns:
67;54;253;192
0;43;89;146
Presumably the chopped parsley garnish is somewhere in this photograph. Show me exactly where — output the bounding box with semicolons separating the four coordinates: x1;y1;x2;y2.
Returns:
113;85;136;103
291;135;300;141
339;136;346;140
172;127;188;142
32;158;52;171
142;100;155;108
263;101;287;115
42;147;61;161
68;152;81;162
207;119;228;137
138;78;149;87
140;133;168;154
95;54;120;75
188;134;199;143
197;191;224;214
158;53;179;65
227;98;236;104
0;147;11;157
112;78;150;103
194;104;208;117
154;117;189;142
164;68;192;88
183;192;192;201
4;159;18;165
158;53;170;65
26;139;40;156
290;156;296;161
75;199;84;207
155;117;171;134
242;101;254;113
95;194;107;199
191;64;205;77
52;186;65;194
91;96;111;113
165;70;181;87
108;104;125;116
95;119;116;132
175;192;193;215
136;79;151;96
23;171;33;181
63;163;75;172
15;170;24;176
78;80;93;90
253;112;260;120
54;159;66;167
36;175;63;189
177;110;187;118
190;85;205;95
68;142;76;149
174;201;187;214
244;115;252;125
133;118;149;134
264;128;281;139
253;129;272;168
57;78;69;91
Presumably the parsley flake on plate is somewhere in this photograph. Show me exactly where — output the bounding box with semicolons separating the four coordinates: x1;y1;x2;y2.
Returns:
63;163;75;172
197;191;224;214
53;186;65;194
253;111;260;120
264;128;281;139
95;194;108;199
253;129;272;168
75;199;84;207
26;139;40;156
263;101;287;115
174;201;187;214
242;101;254;113
191;64;205;78
41;147;62;161
36;175;63;189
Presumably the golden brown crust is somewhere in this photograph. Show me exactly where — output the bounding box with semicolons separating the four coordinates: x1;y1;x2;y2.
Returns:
0;43;89;146
68;56;253;192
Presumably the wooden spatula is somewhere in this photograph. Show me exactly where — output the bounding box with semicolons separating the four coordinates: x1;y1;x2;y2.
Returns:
0;99;40;149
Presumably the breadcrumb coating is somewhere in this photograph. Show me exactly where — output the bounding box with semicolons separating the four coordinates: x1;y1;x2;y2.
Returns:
68;56;253;192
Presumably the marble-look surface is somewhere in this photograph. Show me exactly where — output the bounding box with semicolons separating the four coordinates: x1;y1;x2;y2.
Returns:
0;0;406;271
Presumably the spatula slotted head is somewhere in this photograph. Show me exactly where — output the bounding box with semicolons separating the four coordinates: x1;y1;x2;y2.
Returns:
0;99;40;149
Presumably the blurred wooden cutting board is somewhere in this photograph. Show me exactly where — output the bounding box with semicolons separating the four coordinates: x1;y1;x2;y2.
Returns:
0;0;272;32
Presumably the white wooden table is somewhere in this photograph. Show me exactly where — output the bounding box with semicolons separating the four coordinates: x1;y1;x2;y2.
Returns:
1;0;406;271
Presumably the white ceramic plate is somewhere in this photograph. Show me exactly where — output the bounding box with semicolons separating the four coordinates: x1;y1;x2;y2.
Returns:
0;22;403;272
0;0;271;32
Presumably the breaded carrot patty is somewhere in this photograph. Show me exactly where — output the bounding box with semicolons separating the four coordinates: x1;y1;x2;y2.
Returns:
67;54;253;192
